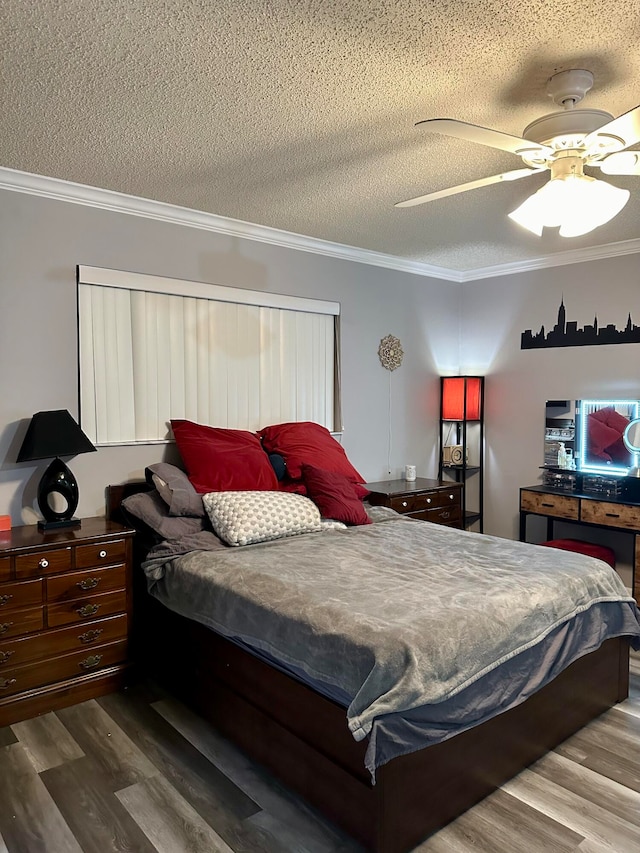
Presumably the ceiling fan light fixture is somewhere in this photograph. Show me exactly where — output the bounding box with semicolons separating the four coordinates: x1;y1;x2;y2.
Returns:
508;172;630;238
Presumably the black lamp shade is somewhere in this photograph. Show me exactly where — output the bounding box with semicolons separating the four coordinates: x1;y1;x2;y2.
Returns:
17;410;96;530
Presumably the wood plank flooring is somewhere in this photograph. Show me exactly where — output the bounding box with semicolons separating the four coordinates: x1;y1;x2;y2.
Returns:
0;650;638;853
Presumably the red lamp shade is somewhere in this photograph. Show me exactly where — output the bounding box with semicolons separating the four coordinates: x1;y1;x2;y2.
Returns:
442;377;482;421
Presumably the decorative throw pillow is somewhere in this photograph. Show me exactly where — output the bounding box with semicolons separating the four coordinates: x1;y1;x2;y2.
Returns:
259;421;365;483
122;490;208;540
268;453;287;481
145;462;205;517
202;491;322;546
301;465;372;526
171;419;278;493
587;415;618;461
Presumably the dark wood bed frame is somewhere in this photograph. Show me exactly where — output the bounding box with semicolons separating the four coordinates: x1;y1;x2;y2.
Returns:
108;483;631;853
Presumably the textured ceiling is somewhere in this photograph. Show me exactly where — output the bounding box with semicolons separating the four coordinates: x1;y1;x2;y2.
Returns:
2;0;640;273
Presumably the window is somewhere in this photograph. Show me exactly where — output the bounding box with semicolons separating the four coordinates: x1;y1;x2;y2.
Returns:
77;266;341;446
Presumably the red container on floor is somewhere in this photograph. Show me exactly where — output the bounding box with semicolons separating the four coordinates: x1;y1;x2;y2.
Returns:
541;538;616;569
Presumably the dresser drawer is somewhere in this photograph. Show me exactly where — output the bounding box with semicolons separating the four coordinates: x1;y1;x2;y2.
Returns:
422;505;463;526
75;539;127;569
47;564;126;603
0;606;44;640
14;547;72;579
0;557;10;582
0;640;128;698
580;500;640;530
47;589;127;628
0;579;44;612
0;614;127;668
520;490;579;520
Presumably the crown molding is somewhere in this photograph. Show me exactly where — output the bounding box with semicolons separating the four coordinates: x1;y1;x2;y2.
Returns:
1;166;639;284
0;166;460;282
458;237;640;282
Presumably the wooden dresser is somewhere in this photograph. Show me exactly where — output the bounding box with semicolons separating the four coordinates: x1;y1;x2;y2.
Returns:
366;478;463;528
520;485;640;604
0;517;134;726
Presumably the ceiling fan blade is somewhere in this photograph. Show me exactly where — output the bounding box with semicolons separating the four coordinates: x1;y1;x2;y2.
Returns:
395;168;542;209
415;118;553;160
598;151;640;175
584;103;640;153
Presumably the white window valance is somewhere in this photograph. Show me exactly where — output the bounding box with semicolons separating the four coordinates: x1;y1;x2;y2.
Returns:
77;266;341;446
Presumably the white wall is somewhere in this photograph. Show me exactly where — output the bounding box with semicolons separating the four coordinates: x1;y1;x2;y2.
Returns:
461;255;640;586
0;188;459;524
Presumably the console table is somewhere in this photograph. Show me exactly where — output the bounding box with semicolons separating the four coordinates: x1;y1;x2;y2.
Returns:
520;485;639;604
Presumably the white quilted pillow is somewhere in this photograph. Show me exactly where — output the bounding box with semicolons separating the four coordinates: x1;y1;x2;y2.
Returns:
202;490;322;546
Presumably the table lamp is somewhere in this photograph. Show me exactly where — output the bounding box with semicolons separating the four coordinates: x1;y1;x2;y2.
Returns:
17;410;97;530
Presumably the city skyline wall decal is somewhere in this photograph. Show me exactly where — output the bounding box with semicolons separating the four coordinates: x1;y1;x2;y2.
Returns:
521;299;640;350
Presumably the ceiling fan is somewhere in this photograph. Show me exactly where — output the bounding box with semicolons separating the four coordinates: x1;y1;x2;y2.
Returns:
396;70;640;237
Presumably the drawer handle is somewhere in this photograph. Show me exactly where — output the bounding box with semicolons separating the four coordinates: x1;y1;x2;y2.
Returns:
605;513;620;518
0;677;16;690
0;594;13;607
541;502;555;508
441;511;451;519
0;622;14;635
426;498;432;504
78;628;103;644
39;557;49;569
98;550;108;559
77;577;100;591
402;501;408;507
449;494;455;500
0;650;15;664
77;604;100;618
79;654;103;670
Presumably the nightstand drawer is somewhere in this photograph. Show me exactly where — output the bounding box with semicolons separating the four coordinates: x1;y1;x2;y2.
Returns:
580;500;640;530
412;490;460;511
46;564;126;603
0;579;44;612
0;558;10;582
0;607;44;639
0;640;128;698
0;614;127;668
75;539;127;569
520;490;579;520
15;547;72;579
424;505;462;526
47;589;127;628
389;495;418;513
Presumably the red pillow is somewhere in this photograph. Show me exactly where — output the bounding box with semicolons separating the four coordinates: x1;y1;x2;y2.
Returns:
587;415;618;461
301;465;371;526
592;405;629;434
278;478;308;495
171;419;278;493
260;422;365;483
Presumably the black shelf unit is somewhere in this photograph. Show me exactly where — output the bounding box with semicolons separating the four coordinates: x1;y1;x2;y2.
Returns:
438;376;484;533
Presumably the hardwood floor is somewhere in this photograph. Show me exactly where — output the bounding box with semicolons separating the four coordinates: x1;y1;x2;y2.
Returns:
0;651;638;853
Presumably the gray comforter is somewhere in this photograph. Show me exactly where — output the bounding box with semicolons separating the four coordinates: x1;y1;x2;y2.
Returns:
143;511;640;762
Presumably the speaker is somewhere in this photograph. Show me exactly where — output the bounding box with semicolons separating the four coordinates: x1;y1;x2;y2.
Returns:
443;444;466;465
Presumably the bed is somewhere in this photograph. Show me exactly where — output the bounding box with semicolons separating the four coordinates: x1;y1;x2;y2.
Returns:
108;463;640;853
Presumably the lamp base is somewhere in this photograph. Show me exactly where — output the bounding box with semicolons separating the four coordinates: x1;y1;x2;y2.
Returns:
37;517;81;531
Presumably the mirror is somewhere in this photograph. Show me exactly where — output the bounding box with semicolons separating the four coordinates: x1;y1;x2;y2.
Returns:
624;419;640;452
578;400;640;475
545;401;576;469
623;419;640;478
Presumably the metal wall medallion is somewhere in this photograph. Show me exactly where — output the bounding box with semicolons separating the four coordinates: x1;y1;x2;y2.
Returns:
378;335;404;371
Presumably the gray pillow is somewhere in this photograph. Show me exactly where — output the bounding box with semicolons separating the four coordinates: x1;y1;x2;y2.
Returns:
122;490;207;540
145;462;205;518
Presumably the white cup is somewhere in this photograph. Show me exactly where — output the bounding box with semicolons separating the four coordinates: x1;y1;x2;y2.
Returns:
405;464;416;481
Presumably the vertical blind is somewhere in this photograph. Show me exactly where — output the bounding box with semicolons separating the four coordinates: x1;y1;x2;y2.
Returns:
77;266;341;446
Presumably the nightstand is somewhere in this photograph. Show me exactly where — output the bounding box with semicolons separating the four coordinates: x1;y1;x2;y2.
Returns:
0;517;134;726
366;478;463;527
